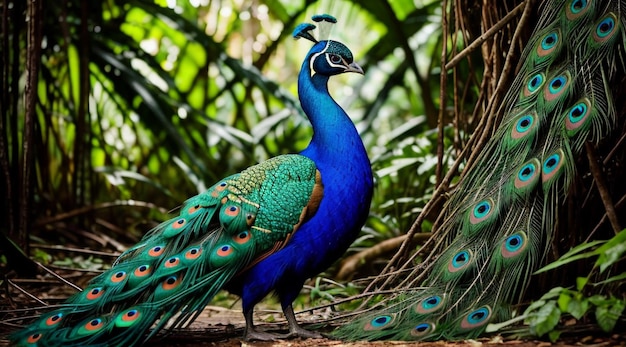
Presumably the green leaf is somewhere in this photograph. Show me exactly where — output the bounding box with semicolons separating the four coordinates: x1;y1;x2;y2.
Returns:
566;294;588;320
534;240;605;274
595;229;626;272
595;298;625;332
593;272;626;286
548;330;562;343
528;300;561;337
557;291;571;313
556;289;589;319
588;294;610;306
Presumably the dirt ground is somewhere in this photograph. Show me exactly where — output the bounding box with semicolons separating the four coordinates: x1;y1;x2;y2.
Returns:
2;302;624;347
3;319;625;347
150;333;626;347
142;307;626;347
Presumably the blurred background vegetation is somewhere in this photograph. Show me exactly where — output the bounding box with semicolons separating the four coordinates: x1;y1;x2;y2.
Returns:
2;0;458;282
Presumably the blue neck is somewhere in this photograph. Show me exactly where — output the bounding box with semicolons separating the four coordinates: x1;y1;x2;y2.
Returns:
298;53;369;168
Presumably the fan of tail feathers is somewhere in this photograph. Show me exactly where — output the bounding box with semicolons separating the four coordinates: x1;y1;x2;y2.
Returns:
11;14;373;347
335;0;626;341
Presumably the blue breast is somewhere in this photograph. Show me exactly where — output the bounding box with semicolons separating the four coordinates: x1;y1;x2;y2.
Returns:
232;49;373;311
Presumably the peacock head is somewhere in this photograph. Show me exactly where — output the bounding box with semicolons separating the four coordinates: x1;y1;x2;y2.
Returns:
293;14;363;77
309;40;363;76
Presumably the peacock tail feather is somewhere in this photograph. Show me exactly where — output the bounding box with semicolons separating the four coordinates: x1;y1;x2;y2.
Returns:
335;0;626;341
11;155;322;346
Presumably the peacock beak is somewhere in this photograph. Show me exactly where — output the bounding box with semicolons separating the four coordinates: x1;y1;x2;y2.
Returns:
345;62;364;74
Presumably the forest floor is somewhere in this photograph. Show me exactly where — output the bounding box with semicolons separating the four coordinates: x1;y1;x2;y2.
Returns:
144;308;626;347
2;304;625;347
176;337;626;347
2;269;625;347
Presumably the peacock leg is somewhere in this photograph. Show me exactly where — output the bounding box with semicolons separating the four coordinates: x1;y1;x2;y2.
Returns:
281;304;323;339
242;308;281;341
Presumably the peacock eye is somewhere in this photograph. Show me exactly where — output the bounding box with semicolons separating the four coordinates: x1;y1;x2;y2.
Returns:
329;54;342;64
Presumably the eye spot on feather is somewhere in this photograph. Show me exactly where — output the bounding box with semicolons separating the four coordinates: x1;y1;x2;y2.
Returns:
115;307;141;328
569;102;586;120
27;333;42;343
217;245;233;257
110;271;127;283
542;150;564;182
134;265;151;277
448;250;472;272
233;231;252;244
524;73;544;97
566;99;591;133
187;205;201;214
161;274;183;291
593;13;617;42
185;247;202;260
225;205;240;217
363;315;393;331
514;159;540;190
173;218;186;229
410;322;435;337
538;30;559;56
510;113;537;141
519;117;531;129
520;165;533;178
122;309;140;321
529;75;542;89
425;296;440;307
501;232;528;258
115;307;143;328
544;72;570;101
86;287;104;300
571;0;586;11
550;77;562;89
476;203;488;215
148;245;165;257
566;0;590;20
45;312;63;327
164;257;180;268
415;295;444;314
246;213;256;226
469;199;494;224
460;306;492;330
85;318;104;331
543;33;555;46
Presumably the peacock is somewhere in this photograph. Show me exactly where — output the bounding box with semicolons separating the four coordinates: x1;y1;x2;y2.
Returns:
10;15;373;346
335;0;625;341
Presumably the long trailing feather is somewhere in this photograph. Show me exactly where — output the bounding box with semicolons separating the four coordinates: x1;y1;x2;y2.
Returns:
335;0;626;341
11;155;322;346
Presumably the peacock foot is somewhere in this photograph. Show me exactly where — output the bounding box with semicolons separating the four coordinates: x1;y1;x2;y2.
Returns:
243;329;282;341
282;325;323;339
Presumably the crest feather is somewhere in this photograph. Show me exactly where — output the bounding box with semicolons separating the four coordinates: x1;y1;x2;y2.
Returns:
293;14;338;44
